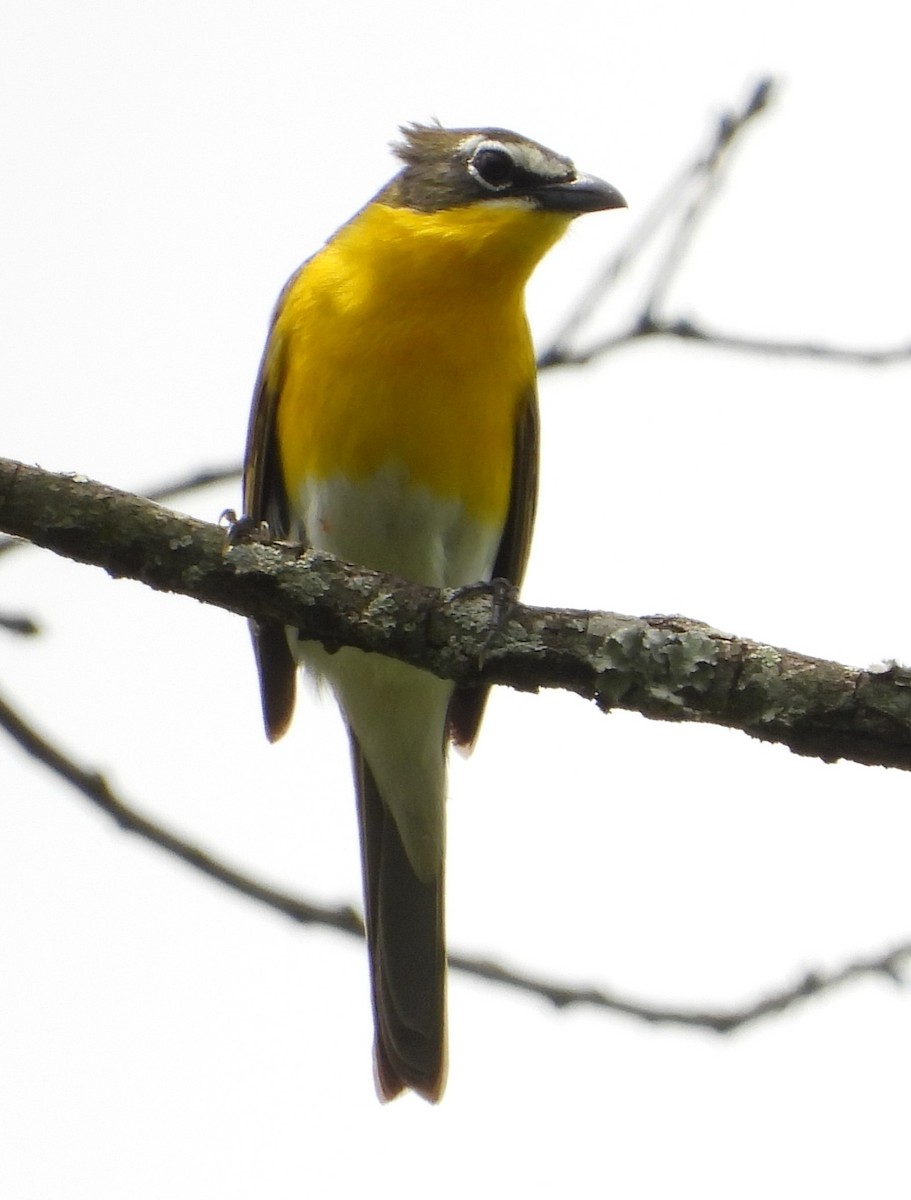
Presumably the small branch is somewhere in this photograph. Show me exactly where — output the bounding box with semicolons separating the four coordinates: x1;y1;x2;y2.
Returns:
2;686;906;1030
142;462;241;504
541;78;776;366
0;691;363;937
638;77;774;321
543;317;911;369
538;77;911;375
4;456;911;773
664;321;911;365
537;163;695;361
0;611;39;636
449;941;911;1030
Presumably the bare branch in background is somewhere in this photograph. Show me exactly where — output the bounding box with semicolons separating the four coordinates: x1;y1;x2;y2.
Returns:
0;612;39;636
538;77;911;371
2;687;906;1029
0;691;362;938
141;463;241;504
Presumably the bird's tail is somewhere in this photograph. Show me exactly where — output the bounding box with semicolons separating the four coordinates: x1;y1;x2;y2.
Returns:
350;734;447;1102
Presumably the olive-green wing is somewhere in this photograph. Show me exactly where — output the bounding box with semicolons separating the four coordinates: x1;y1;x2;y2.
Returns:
447;383;539;749
243;299;298;742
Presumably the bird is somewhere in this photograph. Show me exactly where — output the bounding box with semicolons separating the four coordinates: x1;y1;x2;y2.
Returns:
242;123;625;1102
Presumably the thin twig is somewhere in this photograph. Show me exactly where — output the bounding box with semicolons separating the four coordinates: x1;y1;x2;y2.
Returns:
142;463;241;504
538;160;696;359
448;942;911;1029
540;78;775;367
0;691;362;937
2;687;906;1029
546;317;911;369
640;77;774;321
0;612;39;636
539;76;911;375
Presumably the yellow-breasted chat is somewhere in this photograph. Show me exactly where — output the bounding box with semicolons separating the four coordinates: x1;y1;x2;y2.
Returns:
243;124;625;1102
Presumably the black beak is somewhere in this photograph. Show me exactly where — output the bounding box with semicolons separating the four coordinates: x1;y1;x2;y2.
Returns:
534;173;627;215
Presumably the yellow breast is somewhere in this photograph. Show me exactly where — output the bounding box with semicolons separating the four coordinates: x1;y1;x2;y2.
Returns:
269;200;572;524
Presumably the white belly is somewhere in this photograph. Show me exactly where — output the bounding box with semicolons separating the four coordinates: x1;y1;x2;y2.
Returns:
294;461;501;588
289;463;502;880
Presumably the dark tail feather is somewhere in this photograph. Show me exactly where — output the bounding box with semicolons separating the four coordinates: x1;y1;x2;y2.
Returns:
350;734;447;1103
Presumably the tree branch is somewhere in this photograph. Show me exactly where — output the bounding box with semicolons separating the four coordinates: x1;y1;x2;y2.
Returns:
542;317;911;370
0;461;240;560
2;685;906;1030
0;611;39;636
538;77;911;373
0;690;363;936
3;455;911;773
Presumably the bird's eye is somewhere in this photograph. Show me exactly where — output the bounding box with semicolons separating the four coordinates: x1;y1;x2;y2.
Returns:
468;145;516;191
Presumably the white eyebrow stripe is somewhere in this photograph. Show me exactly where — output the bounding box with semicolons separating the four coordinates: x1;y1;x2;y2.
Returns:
458;135;572;182
509;143;570;179
457;134;488;156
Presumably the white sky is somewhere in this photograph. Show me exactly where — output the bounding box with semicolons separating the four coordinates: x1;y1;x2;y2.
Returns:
2;2;911;1196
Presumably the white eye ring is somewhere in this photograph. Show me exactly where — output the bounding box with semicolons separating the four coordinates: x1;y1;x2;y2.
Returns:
466;141;516;191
